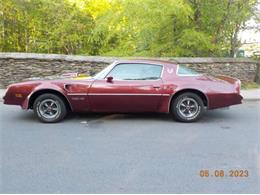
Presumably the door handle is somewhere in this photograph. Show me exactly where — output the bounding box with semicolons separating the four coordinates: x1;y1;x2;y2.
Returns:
153;85;160;89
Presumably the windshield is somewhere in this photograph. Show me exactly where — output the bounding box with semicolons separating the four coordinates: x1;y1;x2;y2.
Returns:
93;62;115;79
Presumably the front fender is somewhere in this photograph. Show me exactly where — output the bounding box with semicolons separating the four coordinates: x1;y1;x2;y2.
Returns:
22;83;67;109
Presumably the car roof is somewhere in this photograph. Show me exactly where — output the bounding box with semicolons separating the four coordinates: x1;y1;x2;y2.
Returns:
114;59;177;66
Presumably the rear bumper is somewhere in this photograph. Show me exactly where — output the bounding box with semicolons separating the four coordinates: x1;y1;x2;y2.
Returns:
207;93;243;109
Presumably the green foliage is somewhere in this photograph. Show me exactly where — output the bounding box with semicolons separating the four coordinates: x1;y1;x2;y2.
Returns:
1;0;93;54
0;0;258;56
176;29;214;57
241;81;260;89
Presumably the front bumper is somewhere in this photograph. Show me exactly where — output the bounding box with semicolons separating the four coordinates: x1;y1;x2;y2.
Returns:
2;89;26;106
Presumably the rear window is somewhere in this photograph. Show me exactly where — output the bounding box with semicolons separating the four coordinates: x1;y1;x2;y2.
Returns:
177;65;201;76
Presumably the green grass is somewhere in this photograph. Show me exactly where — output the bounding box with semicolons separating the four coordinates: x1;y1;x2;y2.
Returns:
241;82;260;89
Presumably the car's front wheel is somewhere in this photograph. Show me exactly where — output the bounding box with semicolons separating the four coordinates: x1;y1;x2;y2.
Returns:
33;93;67;123
171;92;205;122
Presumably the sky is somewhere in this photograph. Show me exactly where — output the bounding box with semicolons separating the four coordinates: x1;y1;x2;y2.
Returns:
239;19;260;44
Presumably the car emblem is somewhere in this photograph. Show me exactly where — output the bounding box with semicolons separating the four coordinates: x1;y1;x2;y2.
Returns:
167;68;174;74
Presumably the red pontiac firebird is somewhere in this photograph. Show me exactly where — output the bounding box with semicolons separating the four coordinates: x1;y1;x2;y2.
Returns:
3;60;243;123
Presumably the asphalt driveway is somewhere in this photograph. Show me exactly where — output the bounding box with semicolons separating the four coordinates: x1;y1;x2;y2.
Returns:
0;101;259;193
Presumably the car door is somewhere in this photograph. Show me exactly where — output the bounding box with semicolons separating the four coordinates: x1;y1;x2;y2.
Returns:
88;63;164;112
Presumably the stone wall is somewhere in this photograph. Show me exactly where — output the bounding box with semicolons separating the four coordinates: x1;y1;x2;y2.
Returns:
0;52;259;88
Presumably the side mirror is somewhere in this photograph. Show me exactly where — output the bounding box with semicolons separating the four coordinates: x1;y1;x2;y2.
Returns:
106;76;113;83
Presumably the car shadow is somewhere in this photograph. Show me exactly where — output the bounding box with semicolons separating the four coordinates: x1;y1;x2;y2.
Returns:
14;110;39;123
12;108;235;124
66;109;234;123
67;112;173;122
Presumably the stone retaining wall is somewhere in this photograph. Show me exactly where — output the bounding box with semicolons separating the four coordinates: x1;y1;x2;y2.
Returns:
0;52;259;88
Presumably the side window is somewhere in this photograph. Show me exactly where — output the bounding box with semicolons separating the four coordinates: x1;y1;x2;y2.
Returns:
177;65;201;76
107;64;162;80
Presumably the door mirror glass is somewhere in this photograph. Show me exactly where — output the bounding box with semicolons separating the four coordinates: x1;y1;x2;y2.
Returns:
106;76;113;83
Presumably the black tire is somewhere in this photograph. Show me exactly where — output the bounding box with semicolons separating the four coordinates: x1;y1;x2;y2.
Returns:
171;92;205;122
33;93;67;123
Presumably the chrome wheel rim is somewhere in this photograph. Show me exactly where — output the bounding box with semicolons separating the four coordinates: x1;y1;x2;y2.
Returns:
177;97;199;118
38;99;60;119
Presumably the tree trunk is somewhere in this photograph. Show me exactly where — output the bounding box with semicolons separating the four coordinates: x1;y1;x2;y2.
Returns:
230;24;240;57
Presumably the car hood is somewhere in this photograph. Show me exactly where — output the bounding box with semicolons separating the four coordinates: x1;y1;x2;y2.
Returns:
24;73;93;81
8;74;94;88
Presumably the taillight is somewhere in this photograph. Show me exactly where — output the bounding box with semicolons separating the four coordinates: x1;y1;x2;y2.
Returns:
235;80;241;94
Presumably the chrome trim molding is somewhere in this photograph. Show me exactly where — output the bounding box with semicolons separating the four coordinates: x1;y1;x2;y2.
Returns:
88;93;162;96
67;93;170;96
67;93;88;96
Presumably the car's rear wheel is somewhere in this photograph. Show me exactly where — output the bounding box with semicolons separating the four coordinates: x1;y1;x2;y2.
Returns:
33;93;67;123
171;92;205;122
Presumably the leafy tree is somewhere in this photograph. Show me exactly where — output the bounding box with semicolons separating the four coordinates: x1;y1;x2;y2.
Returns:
91;0;258;57
0;0;258;56
1;0;93;54
186;0;259;56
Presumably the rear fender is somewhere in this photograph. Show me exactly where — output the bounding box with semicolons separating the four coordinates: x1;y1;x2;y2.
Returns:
216;75;241;94
166;87;209;113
